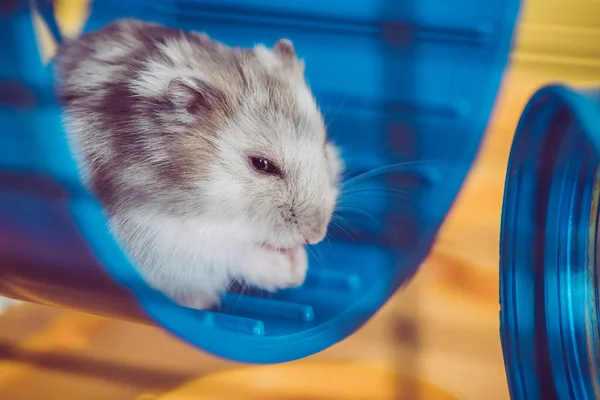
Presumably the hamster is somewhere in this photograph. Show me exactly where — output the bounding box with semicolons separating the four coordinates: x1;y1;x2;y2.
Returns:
54;19;343;309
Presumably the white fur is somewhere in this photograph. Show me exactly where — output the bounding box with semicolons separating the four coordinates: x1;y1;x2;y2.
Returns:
253;44;284;71
110;207;308;308
56;19;343;310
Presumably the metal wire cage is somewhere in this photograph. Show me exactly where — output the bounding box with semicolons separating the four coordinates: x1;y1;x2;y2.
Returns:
0;0;520;363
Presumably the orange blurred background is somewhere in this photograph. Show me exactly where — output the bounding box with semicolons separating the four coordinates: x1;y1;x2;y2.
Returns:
1;1;599;399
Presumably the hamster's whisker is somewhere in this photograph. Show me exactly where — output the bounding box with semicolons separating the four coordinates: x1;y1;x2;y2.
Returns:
330;217;357;243
225;280;236;293
305;244;321;267
334;206;381;227
223;278;244;312
337;196;416;210
336;198;416;216
240;281;248;297
323;94;350;129
315;245;332;270
339;186;417;199
325;234;332;249
314;244;329;268
341;159;446;188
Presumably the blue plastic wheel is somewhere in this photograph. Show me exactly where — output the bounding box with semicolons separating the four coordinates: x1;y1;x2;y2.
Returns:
500;85;600;399
1;0;520;363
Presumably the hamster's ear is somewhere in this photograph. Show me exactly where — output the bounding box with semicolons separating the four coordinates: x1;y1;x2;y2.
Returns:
168;77;231;116
274;39;296;61
273;39;305;74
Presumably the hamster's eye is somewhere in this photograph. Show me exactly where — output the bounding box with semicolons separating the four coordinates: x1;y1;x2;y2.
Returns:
249;156;282;177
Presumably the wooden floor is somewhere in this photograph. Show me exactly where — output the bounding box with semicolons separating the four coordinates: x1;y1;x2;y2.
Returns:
1;2;599;399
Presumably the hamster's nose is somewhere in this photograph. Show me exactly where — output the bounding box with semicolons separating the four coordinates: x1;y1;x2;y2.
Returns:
304;230;327;245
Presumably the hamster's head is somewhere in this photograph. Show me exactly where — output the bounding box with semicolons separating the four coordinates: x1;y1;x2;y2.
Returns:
167;38;343;250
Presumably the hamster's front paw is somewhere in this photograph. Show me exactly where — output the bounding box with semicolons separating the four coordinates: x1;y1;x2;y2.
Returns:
240;246;308;292
170;289;218;310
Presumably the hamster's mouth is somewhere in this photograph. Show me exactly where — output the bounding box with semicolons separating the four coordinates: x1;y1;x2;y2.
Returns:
258;243;305;256
258;243;296;253
258;243;302;265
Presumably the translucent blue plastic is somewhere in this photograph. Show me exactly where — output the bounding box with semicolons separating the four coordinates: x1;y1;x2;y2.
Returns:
501;85;600;400
1;0;520;363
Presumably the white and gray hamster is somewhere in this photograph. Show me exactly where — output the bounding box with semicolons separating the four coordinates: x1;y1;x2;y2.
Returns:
54;19;343;309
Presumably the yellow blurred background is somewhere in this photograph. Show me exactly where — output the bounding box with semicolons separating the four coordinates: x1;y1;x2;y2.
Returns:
1;0;599;399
